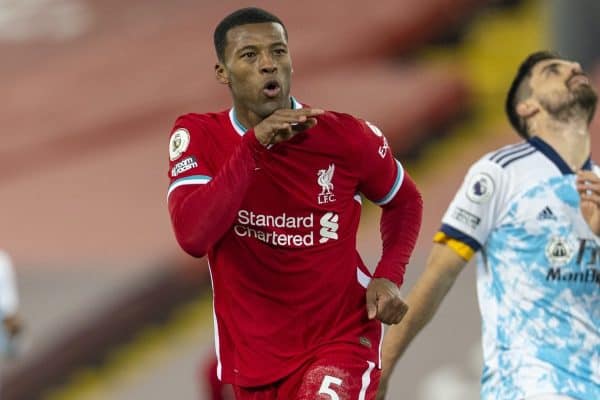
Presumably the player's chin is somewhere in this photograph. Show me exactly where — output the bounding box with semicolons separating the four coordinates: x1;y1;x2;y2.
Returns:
258;99;286;117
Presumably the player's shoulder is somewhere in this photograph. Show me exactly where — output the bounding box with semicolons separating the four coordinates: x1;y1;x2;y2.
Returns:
168;110;229;161
172;110;230;134
317;110;383;144
482;140;538;170
318;110;364;129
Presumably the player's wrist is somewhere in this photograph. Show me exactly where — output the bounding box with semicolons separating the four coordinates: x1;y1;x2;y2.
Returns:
373;262;406;287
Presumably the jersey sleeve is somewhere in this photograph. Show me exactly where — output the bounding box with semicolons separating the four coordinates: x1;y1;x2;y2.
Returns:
167;115;214;197
352;119;423;286
353;119;403;204
435;157;508;260
166;115;269;257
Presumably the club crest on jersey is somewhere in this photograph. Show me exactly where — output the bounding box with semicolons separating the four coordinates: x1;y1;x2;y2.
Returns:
317;164;336;204
169;128;190;161
466;172;495;203
545;237;574;267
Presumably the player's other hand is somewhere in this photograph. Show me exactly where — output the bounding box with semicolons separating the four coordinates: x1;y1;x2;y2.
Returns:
365;278;408;325
254;108;324;146
577;170;600;236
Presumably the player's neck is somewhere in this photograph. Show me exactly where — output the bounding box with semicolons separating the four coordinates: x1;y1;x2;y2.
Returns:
232;108;260;132
533;116;590;171
232;98;293;131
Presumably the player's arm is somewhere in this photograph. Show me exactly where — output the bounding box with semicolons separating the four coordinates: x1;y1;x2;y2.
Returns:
376;156;506;399
577;169;600;236
168;122;267;257
354;120;423;325
376;242;467;400
365;172;423;324
372;173;423;287
169;109;324;257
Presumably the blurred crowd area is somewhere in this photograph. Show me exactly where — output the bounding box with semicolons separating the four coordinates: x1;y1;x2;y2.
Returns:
0;1;599;399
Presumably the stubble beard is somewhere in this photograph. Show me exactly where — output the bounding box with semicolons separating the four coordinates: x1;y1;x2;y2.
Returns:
542;84;598;123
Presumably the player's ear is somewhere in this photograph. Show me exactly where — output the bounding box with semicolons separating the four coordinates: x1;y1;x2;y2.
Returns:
516;100;539;119
215;62;229;85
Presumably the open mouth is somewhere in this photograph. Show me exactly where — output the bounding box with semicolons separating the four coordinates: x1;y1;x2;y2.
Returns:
263;80;281;98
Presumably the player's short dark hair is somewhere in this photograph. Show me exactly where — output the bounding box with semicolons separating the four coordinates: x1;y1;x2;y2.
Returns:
505;50;560;138
213;7;287;62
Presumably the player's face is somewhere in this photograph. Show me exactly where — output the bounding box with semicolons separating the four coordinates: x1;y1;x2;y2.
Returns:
218;22;292;124
529;58;597;121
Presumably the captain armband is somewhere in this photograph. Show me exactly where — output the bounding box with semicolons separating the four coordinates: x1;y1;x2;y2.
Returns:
433;232;475;261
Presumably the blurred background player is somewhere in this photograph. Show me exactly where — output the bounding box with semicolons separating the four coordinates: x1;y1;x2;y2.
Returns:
167;7;422;399
0;251;21;357
377;51;600;400
0;250;23;391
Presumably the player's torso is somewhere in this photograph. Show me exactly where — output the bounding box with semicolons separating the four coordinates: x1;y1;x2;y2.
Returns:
480;156;600;398
209;109;362;249
194;109;371;310
487;172;600;298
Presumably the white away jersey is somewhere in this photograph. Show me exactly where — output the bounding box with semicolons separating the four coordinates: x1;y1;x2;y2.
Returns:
439;137;600;399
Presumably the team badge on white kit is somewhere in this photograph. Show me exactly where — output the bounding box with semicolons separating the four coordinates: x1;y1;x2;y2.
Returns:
317;164;336;205
169;128;190;161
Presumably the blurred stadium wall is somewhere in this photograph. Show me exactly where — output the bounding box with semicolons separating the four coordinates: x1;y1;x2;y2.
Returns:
0;1;598;399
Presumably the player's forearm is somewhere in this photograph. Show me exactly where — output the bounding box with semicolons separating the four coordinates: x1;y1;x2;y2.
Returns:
169;131;267;257
381;245;465;378
373;174;423;286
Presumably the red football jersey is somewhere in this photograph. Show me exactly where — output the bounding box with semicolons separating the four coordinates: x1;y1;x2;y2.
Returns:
167;99;405;387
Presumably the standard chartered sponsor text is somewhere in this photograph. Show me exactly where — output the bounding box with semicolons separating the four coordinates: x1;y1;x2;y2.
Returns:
235;210;314;247
237;210;313;228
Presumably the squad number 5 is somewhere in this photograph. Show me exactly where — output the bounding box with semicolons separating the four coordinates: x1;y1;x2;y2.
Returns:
318;375;342;399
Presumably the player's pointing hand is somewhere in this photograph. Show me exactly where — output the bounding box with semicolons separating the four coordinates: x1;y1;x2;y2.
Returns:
366;278;408;325
254;108;324;146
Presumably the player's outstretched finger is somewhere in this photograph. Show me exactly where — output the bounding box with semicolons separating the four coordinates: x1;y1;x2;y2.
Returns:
298;108;324;117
